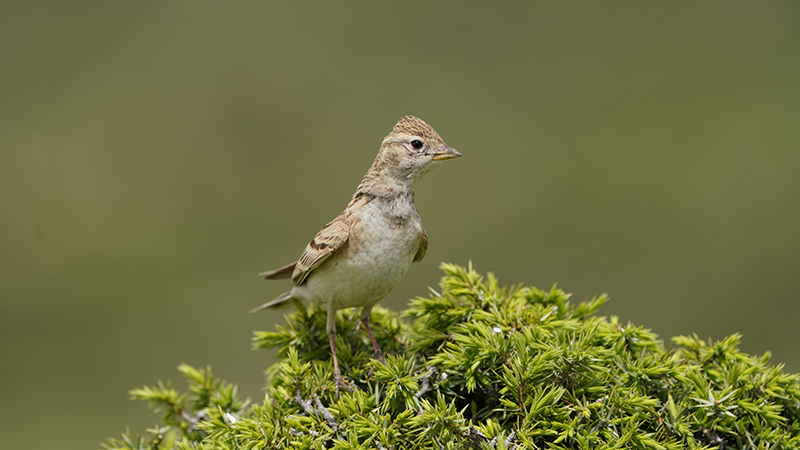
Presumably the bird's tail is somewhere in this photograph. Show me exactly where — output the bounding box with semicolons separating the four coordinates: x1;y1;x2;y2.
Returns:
249;291;295;313
260;262;297;280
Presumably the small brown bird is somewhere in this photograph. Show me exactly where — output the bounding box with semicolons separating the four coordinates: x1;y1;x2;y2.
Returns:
251;116;461;392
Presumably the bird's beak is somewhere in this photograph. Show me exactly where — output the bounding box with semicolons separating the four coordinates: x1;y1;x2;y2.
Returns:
431;146;462;161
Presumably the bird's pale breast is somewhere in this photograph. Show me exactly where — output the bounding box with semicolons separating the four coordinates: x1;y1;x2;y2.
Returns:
294;198;422;311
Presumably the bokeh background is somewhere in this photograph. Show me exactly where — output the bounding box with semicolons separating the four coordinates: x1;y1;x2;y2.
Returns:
2;2;799;449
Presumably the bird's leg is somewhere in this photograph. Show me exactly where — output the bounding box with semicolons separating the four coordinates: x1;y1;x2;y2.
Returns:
360;307;385;364
327;307;352;396
328;330;347;395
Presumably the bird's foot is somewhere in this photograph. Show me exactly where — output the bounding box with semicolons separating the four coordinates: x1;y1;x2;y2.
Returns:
333;369;354;397
373;349;386;365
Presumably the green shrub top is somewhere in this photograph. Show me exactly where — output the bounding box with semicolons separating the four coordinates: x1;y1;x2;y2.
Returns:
106;263;800;450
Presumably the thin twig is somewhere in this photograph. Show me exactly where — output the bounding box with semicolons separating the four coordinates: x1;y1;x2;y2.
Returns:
416;369;435;398
313;394;339;430
293;394;316;416
504;430;516;448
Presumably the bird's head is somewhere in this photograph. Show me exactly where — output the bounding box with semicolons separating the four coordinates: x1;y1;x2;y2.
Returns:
377;115;461;181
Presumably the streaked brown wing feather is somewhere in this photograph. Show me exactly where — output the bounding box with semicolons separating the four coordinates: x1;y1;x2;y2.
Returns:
292;215;349;285
413;227;428;263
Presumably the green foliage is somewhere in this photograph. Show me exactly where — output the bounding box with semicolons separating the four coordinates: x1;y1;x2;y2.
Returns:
105;263;800;450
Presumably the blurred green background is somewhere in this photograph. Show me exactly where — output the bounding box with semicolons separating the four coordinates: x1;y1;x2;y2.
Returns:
2;1;799;449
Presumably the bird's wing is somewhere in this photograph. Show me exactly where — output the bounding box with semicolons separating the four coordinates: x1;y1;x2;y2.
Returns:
292;214;349;285
413;227;428;262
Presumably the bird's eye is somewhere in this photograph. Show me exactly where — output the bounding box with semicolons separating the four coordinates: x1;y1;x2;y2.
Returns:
410;140;424;150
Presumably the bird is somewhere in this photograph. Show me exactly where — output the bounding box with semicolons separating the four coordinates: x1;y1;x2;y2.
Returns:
251;115;461;392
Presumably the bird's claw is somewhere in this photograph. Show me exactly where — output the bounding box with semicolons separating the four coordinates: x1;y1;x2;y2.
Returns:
333;370;354;397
